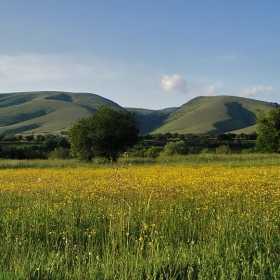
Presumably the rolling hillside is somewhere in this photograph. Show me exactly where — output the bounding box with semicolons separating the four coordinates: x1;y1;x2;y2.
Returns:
0;92;278;135
0;91;123;135
124;107;177;134
152;95;279;134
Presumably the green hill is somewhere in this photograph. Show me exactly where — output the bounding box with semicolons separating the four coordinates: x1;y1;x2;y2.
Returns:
0;92;278;135
0;91;123;135
124;107;176;134
152;95;279;134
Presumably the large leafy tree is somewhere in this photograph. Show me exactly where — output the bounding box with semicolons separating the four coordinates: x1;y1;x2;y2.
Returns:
68;105;140;162
255;107;280;153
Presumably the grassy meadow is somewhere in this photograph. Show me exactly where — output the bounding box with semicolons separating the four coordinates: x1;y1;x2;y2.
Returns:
1;155;280;279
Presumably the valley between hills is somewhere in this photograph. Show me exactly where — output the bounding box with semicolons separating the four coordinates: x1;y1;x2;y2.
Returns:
0;91;278;135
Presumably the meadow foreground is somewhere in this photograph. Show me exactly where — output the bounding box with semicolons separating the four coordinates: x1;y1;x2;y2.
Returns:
1;165;280;279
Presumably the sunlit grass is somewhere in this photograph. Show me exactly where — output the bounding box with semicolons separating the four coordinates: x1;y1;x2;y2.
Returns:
1;153;280;169
1;161;280;278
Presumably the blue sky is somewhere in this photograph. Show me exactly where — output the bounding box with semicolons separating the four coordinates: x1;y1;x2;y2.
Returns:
0;0;280;109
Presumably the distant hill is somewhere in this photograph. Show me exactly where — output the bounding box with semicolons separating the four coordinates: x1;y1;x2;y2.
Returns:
0;91;122;135
152;95;279;134
124;107;177;134
0;92;278;135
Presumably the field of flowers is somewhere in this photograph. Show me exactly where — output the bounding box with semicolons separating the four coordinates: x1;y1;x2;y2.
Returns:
1;165;280;279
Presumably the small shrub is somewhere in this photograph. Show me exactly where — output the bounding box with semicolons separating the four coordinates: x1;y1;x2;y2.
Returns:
198;153;212;162
146;146;162;159
200;148;210;154
242;148;255;154
161;140;188;156
48;148;72;159
216;145;231;154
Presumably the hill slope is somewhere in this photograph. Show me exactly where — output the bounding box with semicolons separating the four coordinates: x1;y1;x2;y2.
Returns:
124;107;176;134
0;91;123;135
0;92;278;135
152;95;278;134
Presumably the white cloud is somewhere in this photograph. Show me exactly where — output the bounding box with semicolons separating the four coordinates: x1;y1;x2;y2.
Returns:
204;84;216;95
237;86;273;98
0;53;176;109
159;74;188;93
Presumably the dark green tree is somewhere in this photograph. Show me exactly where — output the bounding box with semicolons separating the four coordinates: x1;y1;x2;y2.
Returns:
57;137;70;149
68;105;140;162
255;108;280;153
0;133;5;141
43;135;59;152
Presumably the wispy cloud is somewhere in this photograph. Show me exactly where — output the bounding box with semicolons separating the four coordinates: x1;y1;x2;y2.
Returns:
237;86;273;98
159;74;188;93
0;53;140;95
0;53;129;85
0;54;91;83
0;53;173;109
204;84;217;95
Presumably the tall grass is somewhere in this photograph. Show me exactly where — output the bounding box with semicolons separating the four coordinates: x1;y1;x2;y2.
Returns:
1;165;280;279
122;153;280;167
1;153;280;169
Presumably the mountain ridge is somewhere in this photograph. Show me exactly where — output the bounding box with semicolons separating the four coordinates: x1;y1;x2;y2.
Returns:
0;91;278;135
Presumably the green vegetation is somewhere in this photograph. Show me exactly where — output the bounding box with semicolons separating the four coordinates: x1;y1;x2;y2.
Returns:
255;107;280;153
152;95;278;134
145;146;163;159
2;94;280;279
1;153;280;169
1;162;280;279
0;92;277;135
125;107;176;134
0;91;123;135
160;140;189;156
68;105;140;162
0;130;260;161
0;133;70;160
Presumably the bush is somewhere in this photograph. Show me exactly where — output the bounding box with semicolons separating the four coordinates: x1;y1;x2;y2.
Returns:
216;145;231;154
48;148;72;159
145;146;162;159
3;135;19;142
0;146;47;159
200;148;210;154
25;135;34;141
242;148;255;154
161;140;188;156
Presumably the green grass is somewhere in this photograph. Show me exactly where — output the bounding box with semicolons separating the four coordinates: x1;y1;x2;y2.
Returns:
0;153;280;169
0;161;280;279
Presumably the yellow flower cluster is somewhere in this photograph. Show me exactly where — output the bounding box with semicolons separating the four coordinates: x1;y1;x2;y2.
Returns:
1;165;280;206
1;165;279;227
1;165;280;278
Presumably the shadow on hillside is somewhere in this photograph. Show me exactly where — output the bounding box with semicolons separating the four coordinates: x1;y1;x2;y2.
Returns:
208;102;257;134
0;94;35;109
45;93;73;102
136;113;170;134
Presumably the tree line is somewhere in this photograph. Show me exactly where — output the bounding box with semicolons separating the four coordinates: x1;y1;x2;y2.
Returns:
0;134;70;159
0;105;279;161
